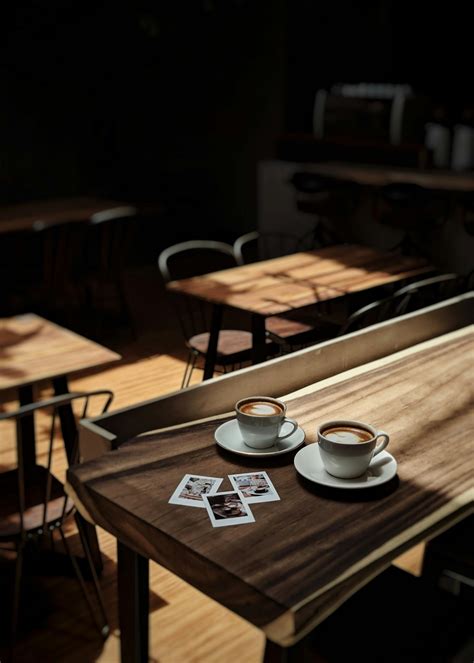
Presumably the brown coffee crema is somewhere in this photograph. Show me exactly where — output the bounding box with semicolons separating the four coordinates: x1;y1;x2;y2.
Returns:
239;401;283;416
322;425;373;444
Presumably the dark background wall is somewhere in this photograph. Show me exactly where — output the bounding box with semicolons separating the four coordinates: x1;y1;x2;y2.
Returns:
0;1;472;240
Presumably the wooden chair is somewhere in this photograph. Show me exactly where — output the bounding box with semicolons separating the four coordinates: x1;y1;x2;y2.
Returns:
0;391;113;647
233;231;342;351
393;274;462;313
158;240;266;387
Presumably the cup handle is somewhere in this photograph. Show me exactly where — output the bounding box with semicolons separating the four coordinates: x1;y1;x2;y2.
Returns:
373;431;390;457
278;418;298;440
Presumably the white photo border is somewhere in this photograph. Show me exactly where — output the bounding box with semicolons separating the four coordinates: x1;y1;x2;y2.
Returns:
168;474;223;509
228;471;281;503
203;490;255;527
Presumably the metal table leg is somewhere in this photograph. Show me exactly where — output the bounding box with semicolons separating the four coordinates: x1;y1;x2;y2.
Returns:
118;541;149;663
18;384;36;469
251;313;267;365
203;304;223;381
263;638;305;663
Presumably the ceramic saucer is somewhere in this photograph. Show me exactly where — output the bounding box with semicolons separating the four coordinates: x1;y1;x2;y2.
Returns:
214;419;305;458
294;444;397;489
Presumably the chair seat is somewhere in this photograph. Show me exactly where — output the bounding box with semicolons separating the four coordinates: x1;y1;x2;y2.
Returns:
265;316;315;338
0;465;74;539
188;329;254;358
266;313;339;343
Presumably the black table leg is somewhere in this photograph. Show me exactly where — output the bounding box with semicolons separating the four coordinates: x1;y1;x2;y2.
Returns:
52;375;77;464
118;541;149;663
53;375;103;574
203;304;223;381
251;313;267;365
263;639;304;663
18;385;36;469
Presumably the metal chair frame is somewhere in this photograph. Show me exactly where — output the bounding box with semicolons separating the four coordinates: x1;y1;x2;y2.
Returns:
337;291;410;336
0;390;113;647
233;230;317;266
158;241;252;387
393;274;462;312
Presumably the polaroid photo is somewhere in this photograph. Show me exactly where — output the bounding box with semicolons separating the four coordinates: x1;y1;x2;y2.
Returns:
203;491;255;527
228;471;280;504
168;474;223;509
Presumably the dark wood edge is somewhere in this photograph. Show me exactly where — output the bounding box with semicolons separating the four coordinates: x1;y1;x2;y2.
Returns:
66;479;289;628
264;495;474;646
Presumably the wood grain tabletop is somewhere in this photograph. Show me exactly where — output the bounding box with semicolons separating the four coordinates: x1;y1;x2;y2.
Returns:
0;314;121;391
67;327;473;645
0;197;124;234
168;244;431;316
307;162;474;192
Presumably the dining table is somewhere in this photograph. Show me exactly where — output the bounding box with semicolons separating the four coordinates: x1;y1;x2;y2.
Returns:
0;313;121;570
66;297;473;662
0;196;125;234
304;161;474;193
167;243;432;379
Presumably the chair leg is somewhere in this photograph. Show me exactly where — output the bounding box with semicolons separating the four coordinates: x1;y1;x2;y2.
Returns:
183;352;197;388
11;542;24;645
59;526;109;638
75;517;109;637
181;351;194;389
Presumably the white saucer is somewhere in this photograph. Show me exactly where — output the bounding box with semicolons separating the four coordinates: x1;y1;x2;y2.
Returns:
294;444;397;489
214;419;305;458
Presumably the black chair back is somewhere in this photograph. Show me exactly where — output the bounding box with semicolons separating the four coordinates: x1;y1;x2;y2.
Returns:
233;230;315;265
0;390;113;539
338;292;409;336
158;240;236;340
393;274;461;313
87;206;138;276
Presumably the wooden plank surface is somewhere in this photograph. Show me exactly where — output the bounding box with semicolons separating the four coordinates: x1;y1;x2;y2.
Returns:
0;196;124;234
168;244;431;315
0;337;264;663
0;314;121;390
307;162;474;192
67;326;474;645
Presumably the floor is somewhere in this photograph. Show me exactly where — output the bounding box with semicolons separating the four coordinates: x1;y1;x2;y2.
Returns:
0;265;471;662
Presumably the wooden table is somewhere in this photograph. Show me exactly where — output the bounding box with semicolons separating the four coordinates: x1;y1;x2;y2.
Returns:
67;322;473;662
306;162;474;193
0;313;120;569
0;196;124;234
168;244;431;378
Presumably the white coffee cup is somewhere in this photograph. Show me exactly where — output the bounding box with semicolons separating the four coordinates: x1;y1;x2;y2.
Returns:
235;396;298;449
317;419;390;479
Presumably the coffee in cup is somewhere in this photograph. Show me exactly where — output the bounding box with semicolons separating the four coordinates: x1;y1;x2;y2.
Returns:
317;419;390;479
239;400;284;416
235;396;298;449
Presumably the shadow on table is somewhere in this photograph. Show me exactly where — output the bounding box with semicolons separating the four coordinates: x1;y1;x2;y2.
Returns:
296;472;400;502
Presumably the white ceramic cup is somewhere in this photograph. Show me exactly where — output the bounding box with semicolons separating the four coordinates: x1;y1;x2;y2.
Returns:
317;419;390;479
235;396;298;449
